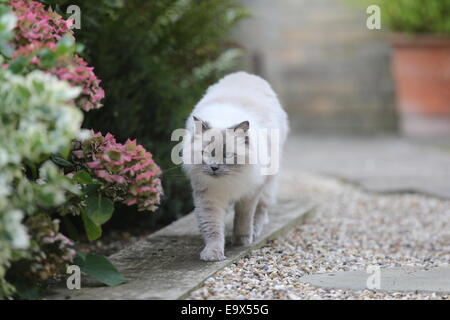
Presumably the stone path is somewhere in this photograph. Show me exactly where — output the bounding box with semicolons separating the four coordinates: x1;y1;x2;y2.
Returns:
46;135;450;299
286;135;450;198
188;135;450;299
189;172;450;300
299;267;450;294
45;188;314;300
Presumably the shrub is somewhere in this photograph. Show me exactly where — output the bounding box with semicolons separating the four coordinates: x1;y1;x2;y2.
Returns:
72;132;162;212
0;0;162;299
0;66;83;298
10;0;105;111
58;0;247;228
1;0;245;299
0;1;86;298
351;0;450;34
6;214;77;292
381;0;450;34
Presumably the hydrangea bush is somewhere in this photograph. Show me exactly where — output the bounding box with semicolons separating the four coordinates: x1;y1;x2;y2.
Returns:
0;67;83;298
0;7;83;296
0;0;162;299
11;0;72;45
6;214;77;288
9;0;105;111
74;132;162;212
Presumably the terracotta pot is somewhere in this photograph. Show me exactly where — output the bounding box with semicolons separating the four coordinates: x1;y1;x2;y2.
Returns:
390;34;450;137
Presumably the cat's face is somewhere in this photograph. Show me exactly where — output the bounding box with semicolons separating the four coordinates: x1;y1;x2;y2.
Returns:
192;116;249;177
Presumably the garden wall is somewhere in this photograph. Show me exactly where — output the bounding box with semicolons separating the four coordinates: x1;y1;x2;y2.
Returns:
235;0;398;134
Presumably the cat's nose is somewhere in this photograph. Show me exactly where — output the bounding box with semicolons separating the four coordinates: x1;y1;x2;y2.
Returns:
210;165;219;172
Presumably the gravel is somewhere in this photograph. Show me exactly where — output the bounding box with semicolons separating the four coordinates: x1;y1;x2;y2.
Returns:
188;173;450;300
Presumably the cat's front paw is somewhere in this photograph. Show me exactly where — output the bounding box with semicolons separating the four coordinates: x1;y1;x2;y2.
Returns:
254;212;269;239
200;246;226;261
253;217;268;239
253;223;264;239
233;235;253;246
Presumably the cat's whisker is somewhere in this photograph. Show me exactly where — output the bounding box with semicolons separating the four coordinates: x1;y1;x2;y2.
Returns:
161;164;183;175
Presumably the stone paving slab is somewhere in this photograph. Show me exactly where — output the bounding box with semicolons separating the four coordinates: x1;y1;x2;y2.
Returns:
45;197;315;300
299;267;450;294
286;135;450;199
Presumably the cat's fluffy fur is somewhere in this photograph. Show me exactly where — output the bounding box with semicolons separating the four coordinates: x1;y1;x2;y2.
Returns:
183;72;288;261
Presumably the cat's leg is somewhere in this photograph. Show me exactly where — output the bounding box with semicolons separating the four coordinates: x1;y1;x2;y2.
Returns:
233;193;260;246
253;199;269;239
195;201;227;261
253;175;278;239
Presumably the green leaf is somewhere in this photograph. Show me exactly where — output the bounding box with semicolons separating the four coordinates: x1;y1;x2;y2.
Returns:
13;279;41;300
39;48;57;68
24;159;38;180
73;253;85;268
56;34;75;55
8;56;28;74
51;154;74;168
36;190;56;208
16;84;31;99
83;183;102;195
86;195;114;225
76;250;86;262
74;170;93;184
60;143;71;159
61;216;80;242
0;41;13;59
81;210;102;241
79;253;126;287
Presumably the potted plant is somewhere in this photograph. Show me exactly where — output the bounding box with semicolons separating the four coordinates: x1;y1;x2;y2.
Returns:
380;0;450;137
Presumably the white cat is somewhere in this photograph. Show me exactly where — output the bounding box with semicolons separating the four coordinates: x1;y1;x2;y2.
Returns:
183;72;288;261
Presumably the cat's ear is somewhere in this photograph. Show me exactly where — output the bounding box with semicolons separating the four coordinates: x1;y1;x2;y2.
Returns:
193;116;210;134
231;120;249;133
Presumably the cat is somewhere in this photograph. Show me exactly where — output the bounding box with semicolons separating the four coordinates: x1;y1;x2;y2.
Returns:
182;72;289;261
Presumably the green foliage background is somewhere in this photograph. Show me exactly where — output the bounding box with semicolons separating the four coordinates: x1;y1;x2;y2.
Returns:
54;0;247;229
381;0;450;34
348;0;450;34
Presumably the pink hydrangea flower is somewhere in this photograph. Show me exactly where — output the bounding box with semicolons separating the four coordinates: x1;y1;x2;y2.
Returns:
52;55;105;111
76;132;163;212
10;0;72;45
9;0;105;111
